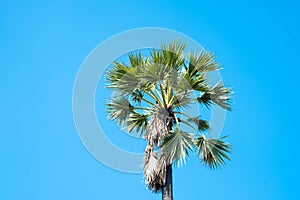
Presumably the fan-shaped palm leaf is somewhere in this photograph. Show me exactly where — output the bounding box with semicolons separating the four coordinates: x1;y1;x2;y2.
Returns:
151;40;186;70
187;116;209;132
106;97;133;126
131;89;144;104
139;63;172;86
106;62;141;94
127;112;148;134
197;82;233;110
128;52;147;68
196;134;231;169
188;50;220;76
162;128;194;166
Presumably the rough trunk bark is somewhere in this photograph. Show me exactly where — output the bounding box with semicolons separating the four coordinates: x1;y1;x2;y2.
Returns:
162;164;173;200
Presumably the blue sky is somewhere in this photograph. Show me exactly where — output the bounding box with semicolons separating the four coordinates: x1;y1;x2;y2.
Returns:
1;0;300;199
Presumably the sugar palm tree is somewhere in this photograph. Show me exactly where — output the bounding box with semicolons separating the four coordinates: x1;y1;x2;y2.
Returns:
106;41;233;200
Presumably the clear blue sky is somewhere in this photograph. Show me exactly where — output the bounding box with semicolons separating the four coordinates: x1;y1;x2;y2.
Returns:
1;0;299;199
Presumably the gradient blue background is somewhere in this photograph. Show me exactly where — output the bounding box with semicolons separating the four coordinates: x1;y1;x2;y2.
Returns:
1;0;299;199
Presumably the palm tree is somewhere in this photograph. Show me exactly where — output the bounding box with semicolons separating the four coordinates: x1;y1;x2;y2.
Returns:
106;40;233;200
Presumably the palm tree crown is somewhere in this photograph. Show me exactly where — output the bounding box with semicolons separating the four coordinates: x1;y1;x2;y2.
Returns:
106;40;233;199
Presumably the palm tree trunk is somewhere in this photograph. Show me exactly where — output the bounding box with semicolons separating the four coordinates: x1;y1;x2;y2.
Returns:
162;164;173;200
162;107;174;200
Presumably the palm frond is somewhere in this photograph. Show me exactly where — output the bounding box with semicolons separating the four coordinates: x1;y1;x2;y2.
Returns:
174;72;192;93
127;112;148;134
197;82;233;110
139;63;171;85
131;89;144;104
128;52;147;68
150;40;186;71
106;62;141;95
162;128;194;166
188;50;220;76
196;92;213;108
178;119;197;131
160;40;186;70
106;97;134;126
187;116;209;132
170;74;194;108
195;134;231;169
183;72;208;92
171;71;206;108
172;91;194;109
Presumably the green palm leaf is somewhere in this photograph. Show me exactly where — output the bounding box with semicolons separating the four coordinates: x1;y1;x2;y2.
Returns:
196;134;231;169
188;50;220;76
151;40;186;70
187;116;209;132
162;128;194;166
131;89;144;104
106;97;134;126
172;91;193;109
106;62;141;95
197;82;233;110
184;72;207;92
128;52;147;68
127;112;148;134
